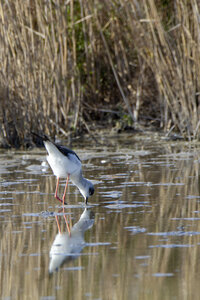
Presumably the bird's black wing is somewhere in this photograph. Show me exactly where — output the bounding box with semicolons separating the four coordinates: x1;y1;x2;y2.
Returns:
55;144;81;162
31;132;81;161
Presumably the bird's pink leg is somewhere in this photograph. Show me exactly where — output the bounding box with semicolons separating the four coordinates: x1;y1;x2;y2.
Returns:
62;175;69;206
54;177;62;203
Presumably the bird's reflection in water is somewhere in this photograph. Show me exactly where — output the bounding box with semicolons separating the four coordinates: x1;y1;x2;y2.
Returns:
49;208;95;273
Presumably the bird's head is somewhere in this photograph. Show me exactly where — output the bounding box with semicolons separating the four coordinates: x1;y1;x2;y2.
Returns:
79;180;94;204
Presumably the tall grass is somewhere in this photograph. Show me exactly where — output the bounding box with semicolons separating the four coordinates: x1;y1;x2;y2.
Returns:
0;0;200;147
136;0;200;139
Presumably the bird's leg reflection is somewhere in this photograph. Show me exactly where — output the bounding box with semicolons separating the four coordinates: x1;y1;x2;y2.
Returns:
55;207;71;236
62;174;69;205
63;206;71;236
55;214;61;234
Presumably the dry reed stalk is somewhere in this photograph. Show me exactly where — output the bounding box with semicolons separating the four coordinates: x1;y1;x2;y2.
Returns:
0;0;84;146
1;0;200;147
135;0;200;139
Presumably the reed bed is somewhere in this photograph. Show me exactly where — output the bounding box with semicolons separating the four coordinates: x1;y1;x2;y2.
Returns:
0;0;200;147
135;0;200;140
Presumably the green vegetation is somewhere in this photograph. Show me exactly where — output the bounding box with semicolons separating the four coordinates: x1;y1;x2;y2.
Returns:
0;0;200;147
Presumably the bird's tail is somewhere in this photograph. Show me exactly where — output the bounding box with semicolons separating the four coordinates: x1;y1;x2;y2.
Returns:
31;132;50;146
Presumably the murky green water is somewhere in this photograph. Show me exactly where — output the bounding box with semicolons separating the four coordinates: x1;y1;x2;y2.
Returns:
1;133;200;300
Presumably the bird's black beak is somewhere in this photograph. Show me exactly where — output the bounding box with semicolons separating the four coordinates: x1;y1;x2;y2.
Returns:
85;197;88;205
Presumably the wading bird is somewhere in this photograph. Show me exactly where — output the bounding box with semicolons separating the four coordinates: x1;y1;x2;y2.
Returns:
32;133;94;205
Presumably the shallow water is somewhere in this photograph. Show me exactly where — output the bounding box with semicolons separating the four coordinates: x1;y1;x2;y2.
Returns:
1;133;200;300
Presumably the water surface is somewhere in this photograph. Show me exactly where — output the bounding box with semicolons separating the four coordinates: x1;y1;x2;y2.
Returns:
0;133;200;300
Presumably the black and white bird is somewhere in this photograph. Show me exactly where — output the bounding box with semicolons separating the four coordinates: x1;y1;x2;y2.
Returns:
32;133;94;205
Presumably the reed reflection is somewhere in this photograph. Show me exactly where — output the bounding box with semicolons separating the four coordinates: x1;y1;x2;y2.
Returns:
49;207;95;273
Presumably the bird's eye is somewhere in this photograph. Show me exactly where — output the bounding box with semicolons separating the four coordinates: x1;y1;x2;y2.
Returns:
89;187;94;196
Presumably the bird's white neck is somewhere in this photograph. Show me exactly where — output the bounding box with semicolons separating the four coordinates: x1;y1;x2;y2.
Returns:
70;171;86;187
